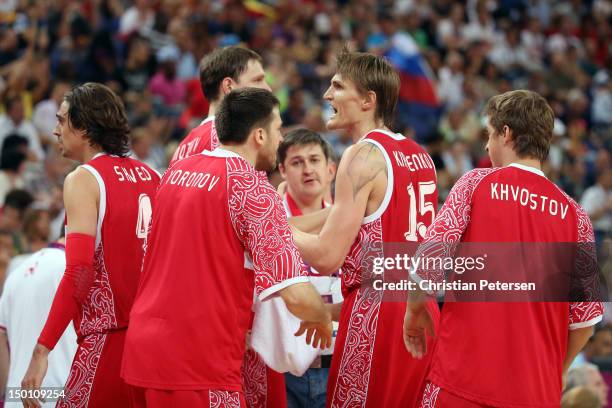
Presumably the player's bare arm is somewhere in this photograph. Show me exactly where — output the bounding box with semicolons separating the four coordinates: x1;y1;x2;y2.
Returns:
62;168;99;236
564;326;595;374
288;207;331;234
292;142;387;274
326;302;343;322
279;282;333;349
21;168;99;408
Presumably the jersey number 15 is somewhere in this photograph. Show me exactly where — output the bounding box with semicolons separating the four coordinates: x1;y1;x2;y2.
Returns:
404;181;436;242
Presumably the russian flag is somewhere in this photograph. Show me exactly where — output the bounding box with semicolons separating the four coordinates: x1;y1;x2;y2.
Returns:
384;33;441;142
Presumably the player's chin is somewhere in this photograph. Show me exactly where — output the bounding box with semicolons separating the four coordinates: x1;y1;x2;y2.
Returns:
326;118;341;130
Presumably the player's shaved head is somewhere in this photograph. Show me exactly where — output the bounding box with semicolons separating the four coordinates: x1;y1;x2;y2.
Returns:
199;46;263;102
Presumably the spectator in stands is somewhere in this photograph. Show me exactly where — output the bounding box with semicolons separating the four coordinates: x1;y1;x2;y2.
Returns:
0;135;27;205
566;363;609;407
562;386;602;408
22;208;50;253
584;326;612;362
0;189;33;255
0;97;44;161
581;168;612;250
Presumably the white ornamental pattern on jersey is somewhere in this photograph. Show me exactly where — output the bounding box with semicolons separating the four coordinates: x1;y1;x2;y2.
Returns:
226;157;305;292
79;245;118;336
209;390;242;408
341;218;384;290
419;383;441;408
557;188;604;325
330;219;383;408
241;349;267;408
56;333;106;408
414;168;500;284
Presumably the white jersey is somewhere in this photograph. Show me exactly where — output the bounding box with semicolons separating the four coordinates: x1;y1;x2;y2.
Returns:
0;247;77;407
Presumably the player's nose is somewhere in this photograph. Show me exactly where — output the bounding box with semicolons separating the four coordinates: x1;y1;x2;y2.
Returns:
323;87;332;101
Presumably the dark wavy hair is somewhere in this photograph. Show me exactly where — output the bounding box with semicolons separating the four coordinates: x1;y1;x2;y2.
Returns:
63;82;130;156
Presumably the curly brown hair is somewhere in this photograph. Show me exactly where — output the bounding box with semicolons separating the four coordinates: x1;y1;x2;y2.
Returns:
63;83;130;157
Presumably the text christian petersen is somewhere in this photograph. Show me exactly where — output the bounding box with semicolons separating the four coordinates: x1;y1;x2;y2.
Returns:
371;254;536;292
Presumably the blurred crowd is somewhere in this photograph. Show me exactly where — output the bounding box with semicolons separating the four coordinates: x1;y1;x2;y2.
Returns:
0;0;608;402
0;0;607;249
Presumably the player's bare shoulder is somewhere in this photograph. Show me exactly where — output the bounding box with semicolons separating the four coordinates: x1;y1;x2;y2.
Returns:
340;141;387;200
64;166;99;198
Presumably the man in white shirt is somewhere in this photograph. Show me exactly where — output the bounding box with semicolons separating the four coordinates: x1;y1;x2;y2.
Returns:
0;96;44;161
581;167;612;251
0;242;77;407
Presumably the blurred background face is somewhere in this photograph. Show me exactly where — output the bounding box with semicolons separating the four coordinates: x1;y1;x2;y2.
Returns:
255;108;282;172
234;59;271;91
280;143;334;202
587;367;609;406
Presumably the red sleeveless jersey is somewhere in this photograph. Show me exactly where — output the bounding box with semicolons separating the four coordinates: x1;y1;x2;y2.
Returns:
327;129;440;408
416;164;603;407
76;154;160;339
169;116;218;166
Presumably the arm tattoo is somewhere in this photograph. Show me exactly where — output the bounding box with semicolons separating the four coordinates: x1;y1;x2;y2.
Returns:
346;143;387;201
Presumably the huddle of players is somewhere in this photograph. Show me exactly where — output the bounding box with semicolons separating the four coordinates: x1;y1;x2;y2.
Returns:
17;44;602;408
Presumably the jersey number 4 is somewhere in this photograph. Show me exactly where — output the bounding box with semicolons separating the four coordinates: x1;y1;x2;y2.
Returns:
136;193;153;241
404;181;436;241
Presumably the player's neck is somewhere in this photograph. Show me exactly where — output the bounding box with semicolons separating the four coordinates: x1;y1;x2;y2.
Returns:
349;117;387;143
286;189;323;215
218;143;255;165
503;156;542;171
80;146;104;163
207;101;220;117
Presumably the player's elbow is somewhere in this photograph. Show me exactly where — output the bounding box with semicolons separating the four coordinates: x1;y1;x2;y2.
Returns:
310;252;344;275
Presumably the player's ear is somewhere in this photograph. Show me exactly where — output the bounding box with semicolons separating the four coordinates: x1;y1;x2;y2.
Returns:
220;77;234;96
278;162;287;178
502;125;514;146
328;160;337;180
253;127;265;147
362;90;377;112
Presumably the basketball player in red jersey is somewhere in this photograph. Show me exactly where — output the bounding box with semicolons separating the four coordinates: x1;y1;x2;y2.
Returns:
21;83;160;408
122;88;331;408
170;45;281;407
404;90;604;407
170;46;286;408
291;48;440;407
169;46;270;166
